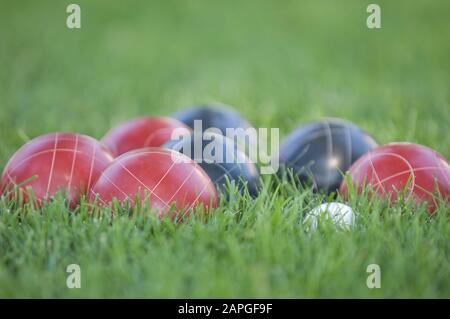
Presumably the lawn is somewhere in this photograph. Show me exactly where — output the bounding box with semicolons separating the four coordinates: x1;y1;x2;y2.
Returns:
0;0;449;298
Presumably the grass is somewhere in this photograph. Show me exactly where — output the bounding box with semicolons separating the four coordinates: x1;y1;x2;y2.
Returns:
0;0;449;298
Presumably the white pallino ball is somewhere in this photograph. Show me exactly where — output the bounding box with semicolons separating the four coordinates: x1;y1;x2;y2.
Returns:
304;202;355;231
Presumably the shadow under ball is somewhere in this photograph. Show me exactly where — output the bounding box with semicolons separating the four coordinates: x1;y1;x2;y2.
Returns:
163;132;260;197
279;119;378;194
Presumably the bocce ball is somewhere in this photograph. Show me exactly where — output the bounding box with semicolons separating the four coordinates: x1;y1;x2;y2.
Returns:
163;132;260;197
101;116;191;157
279;118;378;194
172;104;257;153
1;133;113;206
89;148;218;219
339;142;450;214
304;202;356;231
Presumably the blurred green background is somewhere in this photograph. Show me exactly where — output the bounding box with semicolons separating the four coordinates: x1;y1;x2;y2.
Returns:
0;0;449;298
0;0;449;163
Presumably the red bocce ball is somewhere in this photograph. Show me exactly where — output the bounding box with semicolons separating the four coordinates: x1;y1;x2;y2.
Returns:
89;148;218;219
101;117;191;157
1;133;114;206
340;142;450;214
